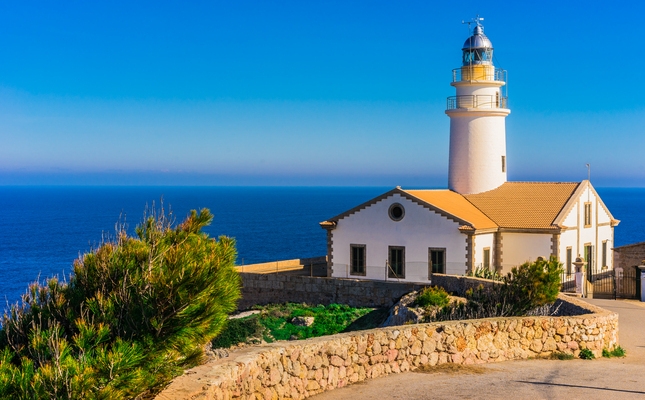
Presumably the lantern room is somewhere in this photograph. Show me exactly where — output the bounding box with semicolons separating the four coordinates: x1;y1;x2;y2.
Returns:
462;24;493;66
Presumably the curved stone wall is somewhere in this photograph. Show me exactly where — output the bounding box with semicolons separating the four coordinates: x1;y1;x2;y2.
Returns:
157;295;618;400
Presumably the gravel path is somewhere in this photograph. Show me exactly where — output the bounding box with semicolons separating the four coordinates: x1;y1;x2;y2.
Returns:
313;299;645;400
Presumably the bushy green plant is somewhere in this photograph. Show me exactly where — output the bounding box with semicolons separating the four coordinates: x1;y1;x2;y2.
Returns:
579;348;595;359
503;256;563;312
211;316;264;349
468;267;503;281
0;208;241;399
435;257;563;321
602;346;626;358
416;286;450;308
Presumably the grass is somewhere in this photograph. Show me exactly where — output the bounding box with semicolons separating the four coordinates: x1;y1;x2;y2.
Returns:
549;352;575;360
602;346;626;358
211;316;264;349
417;363;487;375
212;303;376;348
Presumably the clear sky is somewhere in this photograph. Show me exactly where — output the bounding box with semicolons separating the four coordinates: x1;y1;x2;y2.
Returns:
1;1;644;187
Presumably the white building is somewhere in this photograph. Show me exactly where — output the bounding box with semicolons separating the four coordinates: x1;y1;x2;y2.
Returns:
320;20;619;282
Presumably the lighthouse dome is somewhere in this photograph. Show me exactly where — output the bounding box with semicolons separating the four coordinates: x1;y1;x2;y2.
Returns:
462;25;493;50
461;24;493;65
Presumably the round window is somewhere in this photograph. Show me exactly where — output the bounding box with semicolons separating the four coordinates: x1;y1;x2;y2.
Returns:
388;203;405;221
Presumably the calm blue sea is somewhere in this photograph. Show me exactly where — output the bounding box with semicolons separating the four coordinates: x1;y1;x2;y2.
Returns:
0;186;644;309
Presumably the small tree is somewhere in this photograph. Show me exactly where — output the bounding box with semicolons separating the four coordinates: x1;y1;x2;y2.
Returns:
0;208;240;399
503;256;563;313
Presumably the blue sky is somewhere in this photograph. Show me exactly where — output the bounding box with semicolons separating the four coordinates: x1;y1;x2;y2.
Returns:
1;1;644;186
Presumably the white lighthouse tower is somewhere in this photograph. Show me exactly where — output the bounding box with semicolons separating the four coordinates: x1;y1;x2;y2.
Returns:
446;18;510;195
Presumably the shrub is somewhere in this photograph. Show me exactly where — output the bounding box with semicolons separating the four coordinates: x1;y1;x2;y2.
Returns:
416;286;450;308
211;316;264;349
503;256;563;312
579;348;595;360
602;346;626;358
468;267;503;281
0;208;241;399
434;257;563;321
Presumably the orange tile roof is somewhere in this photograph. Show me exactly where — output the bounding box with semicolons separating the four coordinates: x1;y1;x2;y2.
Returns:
403;189;497;230
464;182;580;229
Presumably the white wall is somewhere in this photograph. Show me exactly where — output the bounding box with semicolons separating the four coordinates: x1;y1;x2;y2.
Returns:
331;193;467;282
500;233;552;270
473;232;494;268
448;114;508;195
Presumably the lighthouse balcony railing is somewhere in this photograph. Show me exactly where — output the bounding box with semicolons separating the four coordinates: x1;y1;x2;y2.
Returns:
446;95;508;110
452;67;507;83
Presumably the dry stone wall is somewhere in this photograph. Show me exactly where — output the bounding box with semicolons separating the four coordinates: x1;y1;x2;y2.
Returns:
157;295;618;400
238;273;495;311
614;241;645;270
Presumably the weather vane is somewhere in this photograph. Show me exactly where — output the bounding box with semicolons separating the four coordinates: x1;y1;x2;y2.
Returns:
462;15;484;34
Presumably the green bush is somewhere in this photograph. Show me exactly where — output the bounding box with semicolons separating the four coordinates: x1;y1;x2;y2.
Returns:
579;348;595;359
435;257;563;321
0;208;241;399
602;346;626;358
416;286;450;308
211;316;264;349
503;256;563;312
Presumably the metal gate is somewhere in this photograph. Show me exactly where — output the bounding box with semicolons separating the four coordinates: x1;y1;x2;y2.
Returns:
587;268;638;299
561;268;638;299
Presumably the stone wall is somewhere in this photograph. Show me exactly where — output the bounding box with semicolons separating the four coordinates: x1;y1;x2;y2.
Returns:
238;274;496;311
614;241;645;270
158;295;618;400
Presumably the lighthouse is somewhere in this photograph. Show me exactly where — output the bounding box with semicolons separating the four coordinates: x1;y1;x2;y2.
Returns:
446;19;510;195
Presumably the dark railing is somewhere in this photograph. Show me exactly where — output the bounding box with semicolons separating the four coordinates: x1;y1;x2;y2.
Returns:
446;95;508;110
452;67;507;83
560;268;638;299
560;271;577;292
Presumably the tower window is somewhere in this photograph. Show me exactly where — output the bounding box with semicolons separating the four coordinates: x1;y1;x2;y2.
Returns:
462;48;493;66
483;248;491;270
501;156;506;173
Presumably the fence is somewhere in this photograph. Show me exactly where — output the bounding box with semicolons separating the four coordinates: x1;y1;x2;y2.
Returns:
452;67;507;83
560;267;638;299
446;95;508;110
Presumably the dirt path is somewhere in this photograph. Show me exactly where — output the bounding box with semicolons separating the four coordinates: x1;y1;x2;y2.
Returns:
313;299;645;400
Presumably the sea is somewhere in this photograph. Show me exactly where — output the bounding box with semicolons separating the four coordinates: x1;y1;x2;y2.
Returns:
0;186;644;310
